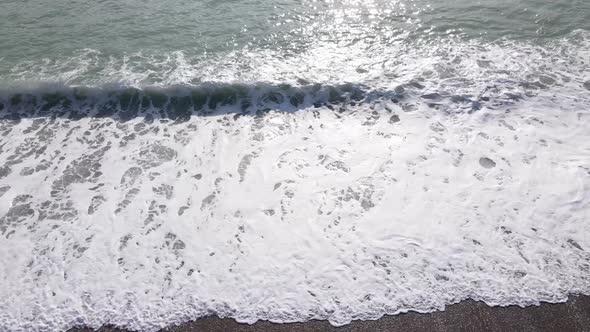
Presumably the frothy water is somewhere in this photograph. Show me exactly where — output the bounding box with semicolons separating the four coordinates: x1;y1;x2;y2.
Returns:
0;0;589;331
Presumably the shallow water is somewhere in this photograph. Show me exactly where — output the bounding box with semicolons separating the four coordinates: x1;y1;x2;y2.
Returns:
1;0;589;85
0;0;589;331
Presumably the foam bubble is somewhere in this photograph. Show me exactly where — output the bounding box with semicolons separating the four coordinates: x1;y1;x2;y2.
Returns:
0;32;589;331
4;30;589;90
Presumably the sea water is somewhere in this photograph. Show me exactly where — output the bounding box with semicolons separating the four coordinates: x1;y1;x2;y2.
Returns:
0;0;589;331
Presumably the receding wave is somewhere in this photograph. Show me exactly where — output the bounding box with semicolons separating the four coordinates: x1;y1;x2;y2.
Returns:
2;30;588;89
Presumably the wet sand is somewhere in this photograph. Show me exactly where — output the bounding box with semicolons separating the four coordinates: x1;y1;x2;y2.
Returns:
69;295;590;332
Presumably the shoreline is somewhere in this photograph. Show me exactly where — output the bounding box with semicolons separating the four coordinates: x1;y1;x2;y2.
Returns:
68;294;590;332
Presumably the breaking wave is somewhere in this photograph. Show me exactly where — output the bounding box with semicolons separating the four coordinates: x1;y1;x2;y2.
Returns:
0;31;589;332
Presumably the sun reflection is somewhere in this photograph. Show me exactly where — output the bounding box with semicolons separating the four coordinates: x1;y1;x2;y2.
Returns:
273;0;432;51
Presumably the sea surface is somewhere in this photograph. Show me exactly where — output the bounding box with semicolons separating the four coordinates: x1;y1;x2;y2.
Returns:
0;0;589;331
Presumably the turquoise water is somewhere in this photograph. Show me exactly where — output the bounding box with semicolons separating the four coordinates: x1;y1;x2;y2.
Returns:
1;0;588;86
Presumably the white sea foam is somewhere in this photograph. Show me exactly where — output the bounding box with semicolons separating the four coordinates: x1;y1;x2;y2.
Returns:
0;32;589;331
5;30;589;89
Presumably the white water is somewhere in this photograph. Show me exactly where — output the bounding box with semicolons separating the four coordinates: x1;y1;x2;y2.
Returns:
0;33;589;331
